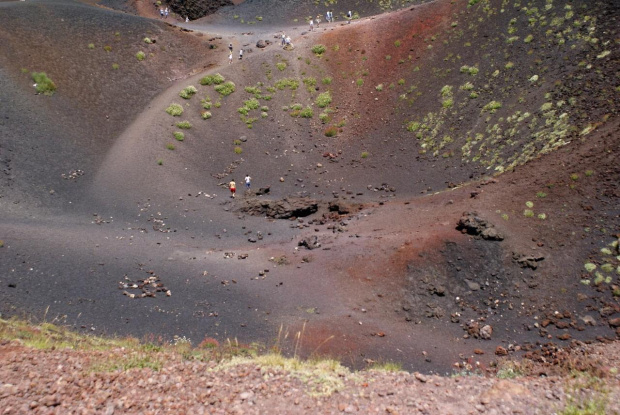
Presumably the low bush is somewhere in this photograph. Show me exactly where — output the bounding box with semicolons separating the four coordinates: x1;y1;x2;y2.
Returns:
136;51;146;61
176;121;192;129
316;91;332;108
311;44;326;55
165;103;183;116
200;73;225;86
201;111;212;119
166;143;175;150
173;132;185;141
299;107;313;118
214;81;235;96
324;126;338;137
179;86;198;99
31;72;57;96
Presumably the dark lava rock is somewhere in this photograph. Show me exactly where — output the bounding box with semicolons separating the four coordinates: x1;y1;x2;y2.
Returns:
238;197;318;219
167;0;233;20
456;212;504;241
256;40;268;48
298;235;321;250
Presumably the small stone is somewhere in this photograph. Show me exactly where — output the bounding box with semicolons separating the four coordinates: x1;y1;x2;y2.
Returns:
480;325;493;340
495;346;508;356
608;318;620;328
414;372;428;383
474;349;485;355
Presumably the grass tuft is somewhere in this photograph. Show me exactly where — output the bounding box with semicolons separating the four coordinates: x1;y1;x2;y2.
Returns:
31;72;57;96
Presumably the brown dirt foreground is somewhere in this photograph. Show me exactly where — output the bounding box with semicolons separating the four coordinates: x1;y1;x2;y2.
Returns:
1;338;620;414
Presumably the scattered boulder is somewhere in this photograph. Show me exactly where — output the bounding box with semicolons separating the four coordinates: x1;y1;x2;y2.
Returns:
456;212;504;241
609;317;620;328
495;346;508;356
256;40;270;48
238;197;318;219
167;0;233;20
298;235;321;250
513;253;545;270
480;325;493;340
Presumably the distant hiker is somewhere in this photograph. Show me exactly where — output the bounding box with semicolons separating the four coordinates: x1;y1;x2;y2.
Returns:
285;36;292;47
185;16;189;23
164;7;169;18
325;11;330;23
347;10;352;23
244;174;251;189
159;8;164;17
329;10;334;22
229;180;236;198
281;34;286;46
309;19;314;31
229;52;233;64
239;49;243;60
316;15;321;27
229;43;233;53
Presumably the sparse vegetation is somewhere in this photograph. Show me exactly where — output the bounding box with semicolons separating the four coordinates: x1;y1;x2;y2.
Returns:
234;146;243;154
175;121;192;129
136;51;146;61
200;73;225;86
31;72;57;96
201;111;212;119
173;132;184;141
179;86;198;99
316;91;332;108
165;103;183;116
311;44;326;55
214;81;236;96
324;126;338;137
166;143;175;150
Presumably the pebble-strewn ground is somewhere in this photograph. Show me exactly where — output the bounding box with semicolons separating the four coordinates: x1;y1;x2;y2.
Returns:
1;340;619;414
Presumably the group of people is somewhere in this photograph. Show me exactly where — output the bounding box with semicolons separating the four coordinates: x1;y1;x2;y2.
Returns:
310;10;353;30
228;175;251;198
158;7;169;18
228;43;243;63
280;34;293;48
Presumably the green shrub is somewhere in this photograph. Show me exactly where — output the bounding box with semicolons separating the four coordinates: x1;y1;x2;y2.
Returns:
483;101;502;113
244;98;260;110
201;99;212;109
316;91;332;108
214;81;236;96
104;45;112;52
165;103;183;116
303;77;317;88
536;192;547;198
275;78;299;90
319;113;329;123
261;106;269;112
570;173;579;181
290;103;303;111
179;86;198;99
234;146;243;154
31;72;57;96
361;151;369;158
88;43;95;49
585;170;594;177
523;209;534;218
322;77;332;85
406;121;420;132
505;62;514;69
356;79;364;87
112;63;120;70
442;99;453;108
166;143;175;150
201;111;212;119
441;85;453;96
376;84;384;91
173;132;185;141
136;51;146;61
385;55;391;60
276;62;287;71
244;86;261;95
261;111;268;118
144;37;153;44
200;73;225;85
398;79;405;85
469;92;479;99
176;121;192;129
299;107;313;118
324;126;338;137
157;159;163;165
311;44;326;55
524;34;534;43
394;40;401;47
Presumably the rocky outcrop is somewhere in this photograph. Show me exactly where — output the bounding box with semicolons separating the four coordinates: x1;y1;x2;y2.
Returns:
456;212;504;241
167;0;233;20
238;197;318;219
